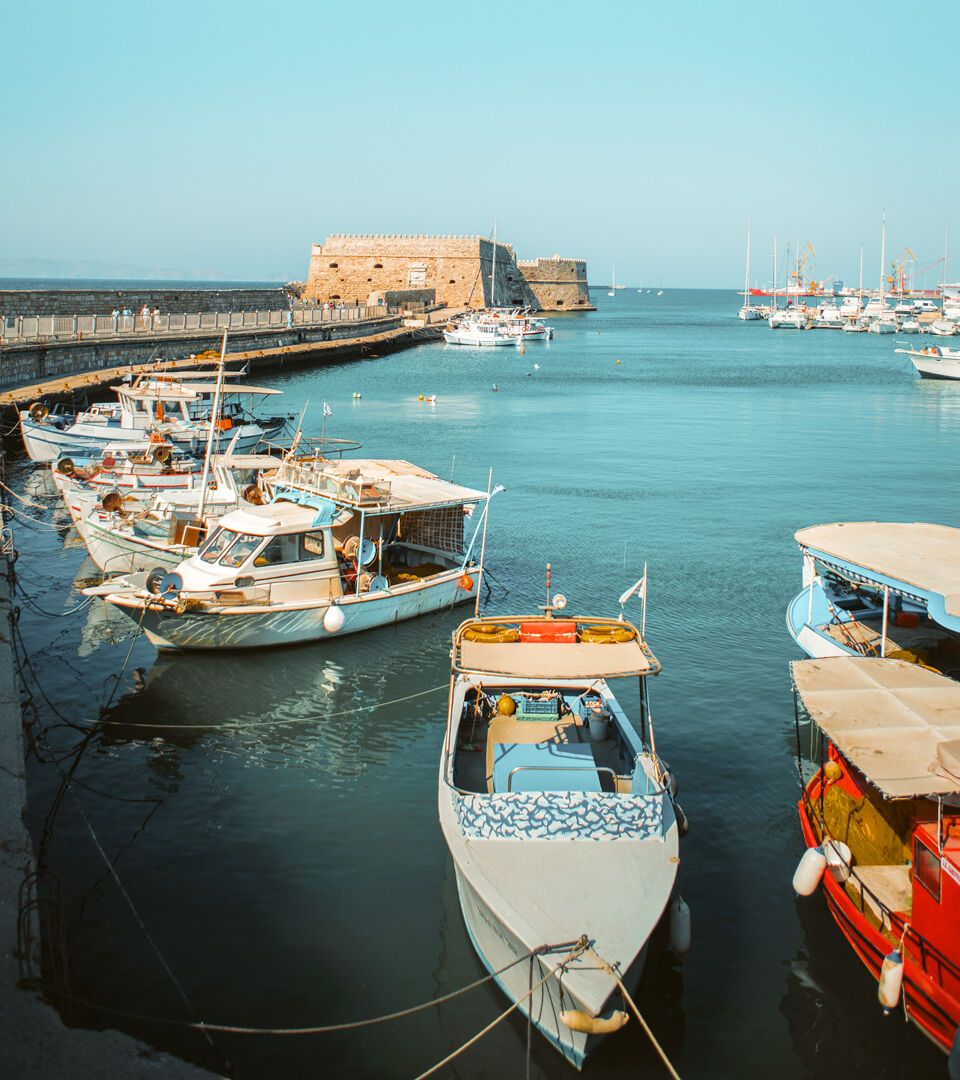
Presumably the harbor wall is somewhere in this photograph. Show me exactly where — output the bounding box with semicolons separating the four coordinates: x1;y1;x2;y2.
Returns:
304;234;593;311
0;288;289;318
0;315;401;391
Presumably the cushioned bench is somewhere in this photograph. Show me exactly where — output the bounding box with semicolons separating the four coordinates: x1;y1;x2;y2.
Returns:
491;741;601;793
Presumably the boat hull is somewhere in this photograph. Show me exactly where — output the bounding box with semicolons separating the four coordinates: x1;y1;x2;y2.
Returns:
443;332;516;347
110;571;476;650
908;353;960;380
84;517;186;574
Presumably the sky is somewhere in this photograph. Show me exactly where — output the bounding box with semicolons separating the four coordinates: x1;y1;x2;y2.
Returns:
2;0;957;288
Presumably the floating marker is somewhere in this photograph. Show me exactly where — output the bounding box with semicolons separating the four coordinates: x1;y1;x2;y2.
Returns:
616;359;622;366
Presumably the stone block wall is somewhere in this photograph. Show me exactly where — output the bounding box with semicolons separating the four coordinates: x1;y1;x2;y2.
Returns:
516;258;593;310
0;288;289;318
305;235;541;311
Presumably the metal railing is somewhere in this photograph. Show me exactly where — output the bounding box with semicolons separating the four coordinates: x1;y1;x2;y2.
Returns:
0;303;388;345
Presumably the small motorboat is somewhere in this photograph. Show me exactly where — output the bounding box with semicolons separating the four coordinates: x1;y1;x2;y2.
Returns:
897;345;960;380
791;655;960;1062
438;575;686;1068
786;522;960;672
443;315;516;347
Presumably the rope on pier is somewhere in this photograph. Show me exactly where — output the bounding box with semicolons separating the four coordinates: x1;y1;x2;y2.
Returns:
586;945;682;1080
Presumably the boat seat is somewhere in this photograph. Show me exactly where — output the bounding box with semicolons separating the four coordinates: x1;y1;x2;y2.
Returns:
850;864;913;925
485;715;583;791
491;740;601;794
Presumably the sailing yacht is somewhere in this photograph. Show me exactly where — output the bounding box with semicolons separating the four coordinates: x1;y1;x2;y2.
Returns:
738;221;764;321
608;267;616;297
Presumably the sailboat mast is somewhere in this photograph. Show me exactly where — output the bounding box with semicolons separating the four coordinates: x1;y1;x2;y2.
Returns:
197;331;228;522
944;220;949;307
858;243;863;307
773;233;778;311
490;221;497;308
743;220;751;307
879;209;887;306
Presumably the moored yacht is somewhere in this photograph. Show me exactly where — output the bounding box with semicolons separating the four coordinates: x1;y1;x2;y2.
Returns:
438;577;686;1068
443;315;515;347
896;345;960;380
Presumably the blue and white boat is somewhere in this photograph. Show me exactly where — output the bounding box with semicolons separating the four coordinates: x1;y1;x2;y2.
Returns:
88;457;499;650
19;376;285;463
787;522;960;672
438;587;685;1068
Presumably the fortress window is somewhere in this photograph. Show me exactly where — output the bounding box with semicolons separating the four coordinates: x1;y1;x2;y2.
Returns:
556;299;565;306
507;274;514;282
367;278;372;282
373;262;384;269
448;279;456;284
330;294;341;300
328;262;339;269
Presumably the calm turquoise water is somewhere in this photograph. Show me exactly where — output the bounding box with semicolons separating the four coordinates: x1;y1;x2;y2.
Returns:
12;288;953;1077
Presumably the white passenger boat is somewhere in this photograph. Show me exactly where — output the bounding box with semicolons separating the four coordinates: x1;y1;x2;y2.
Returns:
786;522;960;671
438;583;684;1068
896;345;960;380
443;316;515;347
19;378;282;463
88;458;499;650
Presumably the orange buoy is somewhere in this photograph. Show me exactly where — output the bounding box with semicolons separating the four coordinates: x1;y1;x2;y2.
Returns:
459;574;475;591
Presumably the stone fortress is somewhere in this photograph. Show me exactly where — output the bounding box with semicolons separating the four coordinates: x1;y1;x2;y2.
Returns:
304;234;594;312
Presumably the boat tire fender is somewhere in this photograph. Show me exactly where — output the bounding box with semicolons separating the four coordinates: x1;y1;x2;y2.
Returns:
28;402;49;422
560;1009;629;1035
100;491;124;514
145;566;167;595
57;458;76;477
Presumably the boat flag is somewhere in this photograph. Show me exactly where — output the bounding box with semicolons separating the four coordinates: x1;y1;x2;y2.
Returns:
322;402;333;417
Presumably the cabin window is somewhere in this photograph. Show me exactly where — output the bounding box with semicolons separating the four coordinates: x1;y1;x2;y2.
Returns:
300;531;326;560
915;839;941;902
199;529;262;568
254;534;301;566
200;527;232;563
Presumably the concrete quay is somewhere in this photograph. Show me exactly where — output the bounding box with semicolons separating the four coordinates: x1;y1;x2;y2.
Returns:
0;310;457;411
0;561;217;1078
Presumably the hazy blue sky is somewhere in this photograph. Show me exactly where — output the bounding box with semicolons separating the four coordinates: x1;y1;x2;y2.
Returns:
3;0;957;287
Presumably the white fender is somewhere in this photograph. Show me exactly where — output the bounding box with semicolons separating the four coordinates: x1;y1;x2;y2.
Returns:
669;894;691;955
878;949;904;1012
793;846;826;896
323;605;345;633
823;839;852;883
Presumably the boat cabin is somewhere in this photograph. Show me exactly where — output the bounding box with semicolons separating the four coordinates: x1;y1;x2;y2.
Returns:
794;656;960;1052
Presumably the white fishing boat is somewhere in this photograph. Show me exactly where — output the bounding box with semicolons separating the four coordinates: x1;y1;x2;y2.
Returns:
896;345;960;380
52;438;201;509
78;452;282;571
738;221;764;320
87;458;501;651
18;378;281;463
496;311;555;340
438;576;686;1068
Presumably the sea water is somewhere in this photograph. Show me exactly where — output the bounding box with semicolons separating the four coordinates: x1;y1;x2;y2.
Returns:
12;289;949;1077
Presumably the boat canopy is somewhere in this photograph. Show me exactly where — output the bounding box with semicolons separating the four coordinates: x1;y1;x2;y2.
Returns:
455;618;660;679
274;458;488;513
797;522;960;632
208;453;282;470
215;502;320;536
792;656;960;799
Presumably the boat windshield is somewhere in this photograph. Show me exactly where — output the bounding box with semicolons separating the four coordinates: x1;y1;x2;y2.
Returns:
199;528;264;567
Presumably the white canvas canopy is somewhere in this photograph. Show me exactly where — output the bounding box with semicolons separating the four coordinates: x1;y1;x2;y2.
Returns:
792;656;960;799
796;522;960;618
112;383;281;400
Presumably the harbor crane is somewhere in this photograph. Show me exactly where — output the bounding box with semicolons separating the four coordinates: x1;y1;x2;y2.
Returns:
789;241;817;292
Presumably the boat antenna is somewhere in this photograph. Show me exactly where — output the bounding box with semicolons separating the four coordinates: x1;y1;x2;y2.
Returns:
545;562;552;609
197;330;228;522
474;468;494;617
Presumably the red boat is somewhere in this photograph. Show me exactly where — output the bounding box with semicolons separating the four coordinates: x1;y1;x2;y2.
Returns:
792;656;960;1066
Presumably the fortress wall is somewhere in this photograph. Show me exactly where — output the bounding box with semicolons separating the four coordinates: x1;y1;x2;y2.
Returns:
0;288;288;318
305;235;590;311
516;258;593;310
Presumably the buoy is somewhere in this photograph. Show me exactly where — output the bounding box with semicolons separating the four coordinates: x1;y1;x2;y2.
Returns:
459;574;474;591
353;392;362;399
823;760;842;782
517;343;526;355
616;359;622;365
497;694;517;716
426;395;437;404
418;394;424;401
491;383;499;392
323;605;345;633
560;1010;628;1035
669;894;691;955
533;363;540;370
878;949;904;1012
793;846;827;895
823;839;852;883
